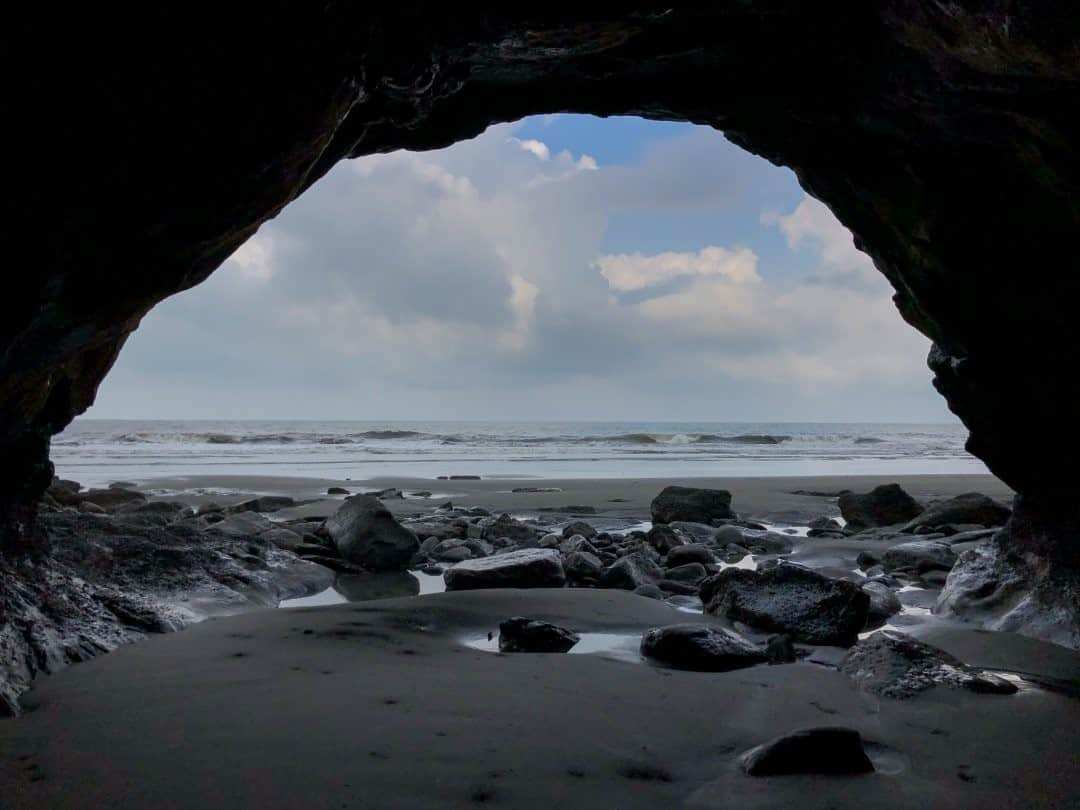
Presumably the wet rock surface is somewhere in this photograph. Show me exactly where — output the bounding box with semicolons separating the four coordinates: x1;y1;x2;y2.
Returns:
740;727;875;777
443;549;566;591
839;484;922;532
701;563;869;646
640;623;766;672
840;631;1018;699
498;617;580;653
650;486;734;525
324;496;419;571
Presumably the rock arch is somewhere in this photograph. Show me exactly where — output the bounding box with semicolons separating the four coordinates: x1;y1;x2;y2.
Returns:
4;5;1079;634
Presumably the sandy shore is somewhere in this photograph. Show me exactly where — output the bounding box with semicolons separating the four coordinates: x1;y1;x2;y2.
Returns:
7;471;1075;809
137;472;1014;525
2;588;1076;809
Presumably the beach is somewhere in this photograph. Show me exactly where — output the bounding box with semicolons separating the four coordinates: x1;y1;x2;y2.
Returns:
7;463;1080;808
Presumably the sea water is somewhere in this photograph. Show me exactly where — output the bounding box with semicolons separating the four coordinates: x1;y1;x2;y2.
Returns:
53;419;985;488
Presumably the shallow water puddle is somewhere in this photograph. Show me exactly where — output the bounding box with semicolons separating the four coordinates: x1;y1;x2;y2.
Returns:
464;631;644;662
280;569;446;608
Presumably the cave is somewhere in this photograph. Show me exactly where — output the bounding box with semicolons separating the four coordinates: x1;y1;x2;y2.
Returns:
5;5;1080;657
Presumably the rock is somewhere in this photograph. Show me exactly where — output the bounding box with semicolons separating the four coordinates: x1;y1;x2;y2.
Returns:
657;579;699;595
559;535;597;555
634;584;665;600
563;551;604;584
663;562;708;584
861;581;902;627
650;486;734;525
838;484;922;531
741;727;875;776
712;524;746;547
498;617;579;653
902;493;1011;531
209;511;277;538
645;525;684;555
720;544;752;563
808;516;842;531
437;545;472;563
443;549;566;590
327;487;350;495
856;550;881;570
480;513;538;544
561;521;597;540
77;501;106;514
260;527;305;551
667;521;716;544
227;495;295;514
840;631;1019;698
666;543;714;567
599;553;663;591
765;634;797;664
78;487;147;510
324;496;419;571
640;624;766;672
701;563;870;646
882;540;957;573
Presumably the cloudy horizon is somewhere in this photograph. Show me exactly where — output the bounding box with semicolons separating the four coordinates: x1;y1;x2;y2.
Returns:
85;115;952;424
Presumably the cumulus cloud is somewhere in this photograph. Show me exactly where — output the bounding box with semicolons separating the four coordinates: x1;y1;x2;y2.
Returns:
595;246;759;292
90;119;942;420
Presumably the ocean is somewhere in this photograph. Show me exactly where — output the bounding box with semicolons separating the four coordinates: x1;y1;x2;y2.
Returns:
52;419;987;488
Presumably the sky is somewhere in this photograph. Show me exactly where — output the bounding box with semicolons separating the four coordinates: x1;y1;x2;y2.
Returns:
86;115;952;423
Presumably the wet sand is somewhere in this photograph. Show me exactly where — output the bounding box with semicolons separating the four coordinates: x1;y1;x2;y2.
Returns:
1;589;1076;809
137;472;1013;524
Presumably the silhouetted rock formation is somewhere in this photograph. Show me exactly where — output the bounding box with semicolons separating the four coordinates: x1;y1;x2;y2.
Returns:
4;5;1079;638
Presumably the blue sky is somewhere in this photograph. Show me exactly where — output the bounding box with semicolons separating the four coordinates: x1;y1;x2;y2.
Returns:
86;115;952;422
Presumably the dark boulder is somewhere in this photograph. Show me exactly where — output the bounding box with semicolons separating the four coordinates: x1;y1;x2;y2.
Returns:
498;618;579;653
645;525;684;555
840;631;1018;698
662;562;708;584
882;540;957;574
599;552;663;591
741;727;875;776
666;543;715;567
838;484;922;532
444;549;566;591
640;624;766;672
561;521;597;540
324;496;419;571
480;513;538;544
226;495;295;514
650;486;734;525
861;582;902;628
902;493;1011;531
701;563;870;646
563;550;604;584
327;487;350;495
78;487;147;511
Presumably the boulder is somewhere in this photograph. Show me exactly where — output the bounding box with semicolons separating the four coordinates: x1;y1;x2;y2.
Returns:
701;563;870;646
78;487;147;510
561;521;597;540
324;496;419;571
861;581;902;627
633;584;665;600
327;486;350;495
498;618;579;653
665;543;715;567
838;484;922;531
640;624;766;672
226;495;295;514
563;551;604;584
741;727;875;776
444;549;566;590
902;493;1011;531
712;524;746;547
650;486;734;525
210;511;277;538
260;527;305;551
840;631;1018;698
599;552;663;591
645;525;684;554
663;562;708;584
480;513;538;544
882;540;957;573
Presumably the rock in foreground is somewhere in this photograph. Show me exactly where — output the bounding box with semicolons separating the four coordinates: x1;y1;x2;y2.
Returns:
498;617;579;653
444;549;566;591
701;563;870;646
650;486;735;525
324;496;419;571
902;493;1011;531
840;631;1018;698
741;727;875;776
640;624;766;672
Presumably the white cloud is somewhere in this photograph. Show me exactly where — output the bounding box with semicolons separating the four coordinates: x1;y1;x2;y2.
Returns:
226;231;276;282
511;137;550;161
595;246;760;292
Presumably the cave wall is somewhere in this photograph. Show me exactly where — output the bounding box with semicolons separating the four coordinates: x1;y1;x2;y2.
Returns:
5;2;1080;546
